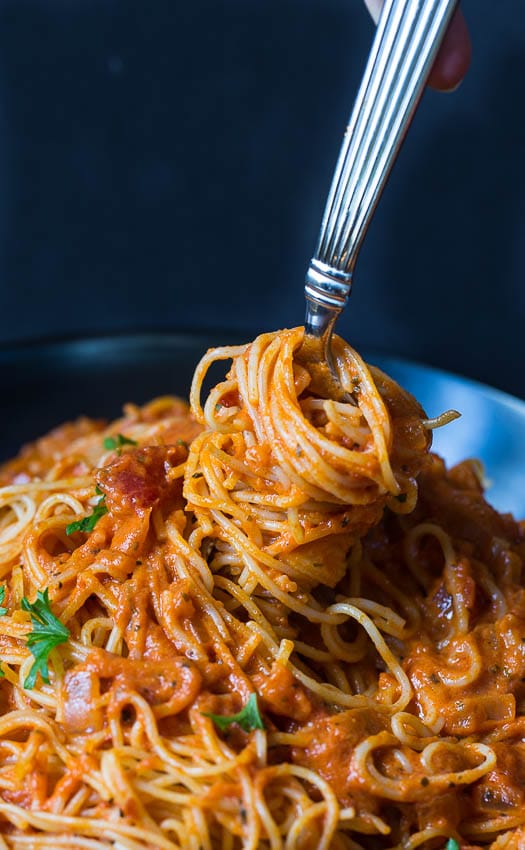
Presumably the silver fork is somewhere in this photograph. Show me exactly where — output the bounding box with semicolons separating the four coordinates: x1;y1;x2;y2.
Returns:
298;0;459;398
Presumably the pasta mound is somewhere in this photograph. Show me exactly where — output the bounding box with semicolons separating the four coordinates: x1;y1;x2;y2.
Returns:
0;328;523;850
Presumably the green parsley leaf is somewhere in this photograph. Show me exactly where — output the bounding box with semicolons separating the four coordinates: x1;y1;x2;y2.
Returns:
21;589;70;689
0;586;7;617
103;434;137;451
446;840;460;850
66;496;108;536
202;693;265;733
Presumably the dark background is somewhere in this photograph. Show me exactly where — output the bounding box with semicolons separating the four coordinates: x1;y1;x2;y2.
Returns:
0;0;523;397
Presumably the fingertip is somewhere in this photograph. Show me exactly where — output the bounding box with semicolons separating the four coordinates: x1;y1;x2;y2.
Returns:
428;8;472;92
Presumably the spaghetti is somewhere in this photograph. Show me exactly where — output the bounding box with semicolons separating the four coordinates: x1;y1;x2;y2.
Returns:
0;326;523;849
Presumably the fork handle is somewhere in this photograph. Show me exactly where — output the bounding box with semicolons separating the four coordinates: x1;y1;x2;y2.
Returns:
304;0;458;327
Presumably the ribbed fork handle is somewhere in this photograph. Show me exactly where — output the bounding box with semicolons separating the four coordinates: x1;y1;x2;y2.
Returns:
304;0;458;333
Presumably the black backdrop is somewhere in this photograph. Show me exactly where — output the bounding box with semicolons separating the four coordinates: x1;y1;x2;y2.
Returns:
0;0;524;397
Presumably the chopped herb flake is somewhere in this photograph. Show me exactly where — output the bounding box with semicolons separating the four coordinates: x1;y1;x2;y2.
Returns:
0;586;7;616
103;433;137;451
202;693;265;733
446;840;459;850
21;588;70;689
66;495;108;536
